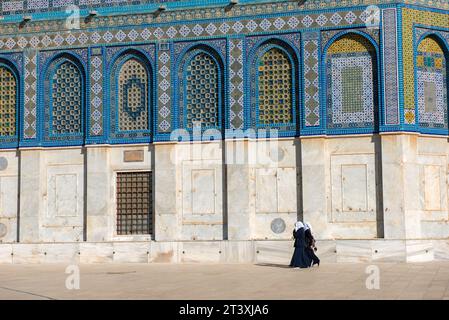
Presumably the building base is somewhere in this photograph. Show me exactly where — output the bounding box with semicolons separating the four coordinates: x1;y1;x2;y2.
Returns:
1;239;448;264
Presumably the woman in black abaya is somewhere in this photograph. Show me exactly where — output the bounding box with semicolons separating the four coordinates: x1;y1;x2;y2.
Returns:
304;222;320;267
289;221;312;268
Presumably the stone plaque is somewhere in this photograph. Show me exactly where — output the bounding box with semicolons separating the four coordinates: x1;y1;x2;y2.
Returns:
271;218;286;234
0;223;7;238
0;157;8;171
124;150;144;162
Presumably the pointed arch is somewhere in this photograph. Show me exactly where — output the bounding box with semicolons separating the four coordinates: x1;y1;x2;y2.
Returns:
43;53;86;144
0;59;19;139
110;49;153;141
324;32;379;131
416;34;449;130
178;44;224;132
248;38;299;134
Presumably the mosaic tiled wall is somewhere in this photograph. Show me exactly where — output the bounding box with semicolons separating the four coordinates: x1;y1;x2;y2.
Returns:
228;38;244;130
0;66;17;137
0;52;22;146
89;47;103;137
325;33;378;130
416;36;448;130
107;44;155;142
247;33;300;134
0;2;449;148
382;8;400;126
39;49;88;145
303;31;320;128
0;0;448;17
402;8;449;125
174;40;226;131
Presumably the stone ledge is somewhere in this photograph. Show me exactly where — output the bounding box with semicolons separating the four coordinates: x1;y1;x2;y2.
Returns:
0;239;447;264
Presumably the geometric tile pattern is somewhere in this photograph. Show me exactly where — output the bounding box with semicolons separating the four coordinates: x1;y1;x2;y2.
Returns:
105;44;154;141
0;0;447;17
184;51;219;130
118;58;149;131
89;48;103;136
157;44;171;133
175;40;225;131
326;34;377;129
0;10;370;52
303;31;320;127
402;8;449;125
24;49;37;139
0;52;22;144
382;8;400;126
50;61;82;135
417;36;447;129
0;66;17;136
229;38;244;130
247;33;299;133
40;50;88;144
257;48;293;125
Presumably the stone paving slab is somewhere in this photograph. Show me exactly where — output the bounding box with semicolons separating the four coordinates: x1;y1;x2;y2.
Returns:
1;262;449;300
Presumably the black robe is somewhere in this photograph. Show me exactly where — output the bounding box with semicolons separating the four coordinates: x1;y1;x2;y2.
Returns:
289;227;312;268
304;228;320;266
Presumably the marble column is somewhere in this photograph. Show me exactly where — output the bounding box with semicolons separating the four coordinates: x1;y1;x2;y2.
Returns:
19;149;41;242
381;133;421;239
154;143;179;241
226;140;252;240
85;146;111;242
301;137;331;239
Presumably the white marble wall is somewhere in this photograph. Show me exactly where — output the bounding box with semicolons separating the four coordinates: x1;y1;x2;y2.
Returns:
302;136;379;240
154;141;225;241
0;133;448;257
0;151;18;243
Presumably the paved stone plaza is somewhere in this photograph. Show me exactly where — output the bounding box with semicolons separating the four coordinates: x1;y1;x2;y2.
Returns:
0;262;449;300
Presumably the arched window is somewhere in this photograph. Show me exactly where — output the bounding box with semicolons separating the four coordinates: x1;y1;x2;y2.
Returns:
416;36;448;129
180;48;223;131
50;60;83;136
0;65;17;137
117;58;149;132
257;47;293;125
326;33;378;130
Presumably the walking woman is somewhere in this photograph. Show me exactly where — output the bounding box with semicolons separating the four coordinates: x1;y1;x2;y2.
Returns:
304;222;320;267
289;221;312;268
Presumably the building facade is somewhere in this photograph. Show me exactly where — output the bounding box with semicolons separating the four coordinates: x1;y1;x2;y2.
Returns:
0;0;449;263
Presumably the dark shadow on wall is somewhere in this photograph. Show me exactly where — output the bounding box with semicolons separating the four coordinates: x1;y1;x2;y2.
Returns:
16;149;21;243
222;139;229;241
294;138;304;223
372;134;385;239
82;146;88;242
150;143;156;241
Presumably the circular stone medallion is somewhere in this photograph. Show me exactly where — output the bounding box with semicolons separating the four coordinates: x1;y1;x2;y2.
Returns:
271;218;286;234
0;223;7;238
0;157;8;171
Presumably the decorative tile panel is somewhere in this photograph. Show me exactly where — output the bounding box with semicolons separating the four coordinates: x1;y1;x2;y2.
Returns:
326;34;378;130
0;66;17;137
174;39;225;131
107;44;154;141
24;49;37;139
382;8;400;125
416;36;447;129
229;38;244;130
402;8;449;125
89;47;103;136
303;31;320;127
247;33;299;134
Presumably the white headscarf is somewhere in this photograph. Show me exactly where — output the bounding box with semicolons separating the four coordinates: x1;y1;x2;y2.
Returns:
294;221;304;231
304;222;312;232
